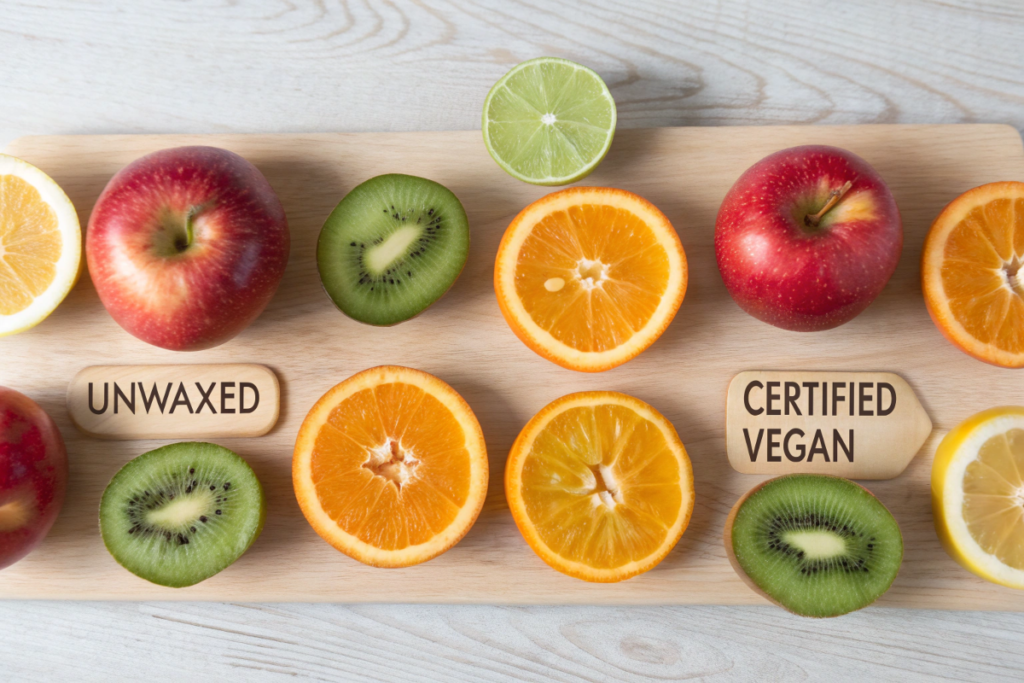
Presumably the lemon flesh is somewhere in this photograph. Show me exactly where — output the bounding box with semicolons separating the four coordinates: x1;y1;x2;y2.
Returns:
0;154;81;336
932;407;1024;589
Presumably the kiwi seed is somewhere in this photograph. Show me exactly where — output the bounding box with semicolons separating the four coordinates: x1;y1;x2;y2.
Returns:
316;173;470;326
725;473;903;618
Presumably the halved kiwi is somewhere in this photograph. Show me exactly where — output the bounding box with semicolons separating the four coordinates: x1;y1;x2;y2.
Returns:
99;442;265;587
317;173;470;325
725;474;903;618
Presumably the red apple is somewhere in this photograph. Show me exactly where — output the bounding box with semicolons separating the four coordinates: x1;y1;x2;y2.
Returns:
715;145;902;331
86;146;290;351
0;386;67;570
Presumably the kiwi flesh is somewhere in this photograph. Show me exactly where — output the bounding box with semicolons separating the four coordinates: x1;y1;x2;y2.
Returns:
725;474;903;618
317;173;470;326
99;442;265;588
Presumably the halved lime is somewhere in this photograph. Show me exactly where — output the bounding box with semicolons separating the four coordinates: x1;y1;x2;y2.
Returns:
482;57;616;186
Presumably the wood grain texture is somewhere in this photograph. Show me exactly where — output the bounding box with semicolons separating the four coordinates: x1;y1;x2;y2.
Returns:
2;0;1024;153
1;601;1024;682
3;0;1024;680
3;124;1024;608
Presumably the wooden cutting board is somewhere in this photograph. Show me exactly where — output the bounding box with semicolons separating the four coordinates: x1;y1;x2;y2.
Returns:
3;125;1024;608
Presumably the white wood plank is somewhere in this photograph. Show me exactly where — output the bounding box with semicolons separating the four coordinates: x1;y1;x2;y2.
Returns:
0;602;1023;681
1;0;1023;151
1;0;1024;679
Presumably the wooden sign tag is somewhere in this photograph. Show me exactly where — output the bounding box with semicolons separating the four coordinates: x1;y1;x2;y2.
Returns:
726;371;931;479
67;364;279;440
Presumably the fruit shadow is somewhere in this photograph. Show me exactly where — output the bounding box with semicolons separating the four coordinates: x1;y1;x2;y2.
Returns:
260;361;292;437
641;402;739;576
870;442;942;591
237;436;311;560
648;255;730;360
589;127;666;181
222;369;308;559
437;375;522;547
244;156;351;328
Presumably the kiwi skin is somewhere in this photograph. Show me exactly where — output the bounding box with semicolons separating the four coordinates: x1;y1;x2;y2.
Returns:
723;474;903;618
315;252;467;329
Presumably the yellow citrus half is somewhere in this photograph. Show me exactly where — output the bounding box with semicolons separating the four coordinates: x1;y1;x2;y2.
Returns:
293;366;489;568
0;154;81;335
932;406;1024;589
494;187;687;372
505;391;694;582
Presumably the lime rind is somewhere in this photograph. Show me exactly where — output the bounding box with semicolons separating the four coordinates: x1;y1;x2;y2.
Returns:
482;57;616;186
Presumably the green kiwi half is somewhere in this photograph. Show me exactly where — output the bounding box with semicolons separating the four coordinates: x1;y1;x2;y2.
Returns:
725;474;903;618
99;442;265;588
317;173;470;325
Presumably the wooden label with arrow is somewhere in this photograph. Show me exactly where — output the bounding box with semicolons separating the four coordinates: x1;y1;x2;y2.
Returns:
67;364;279;440
726;371;932;479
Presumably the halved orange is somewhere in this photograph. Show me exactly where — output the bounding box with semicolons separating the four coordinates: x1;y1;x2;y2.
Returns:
494;187;687;372
922;181;1024;367
505;391;694;582
293;366;488;567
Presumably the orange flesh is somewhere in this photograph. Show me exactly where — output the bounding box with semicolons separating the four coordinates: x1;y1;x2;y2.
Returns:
963;428;1024;570
941;199;1024;352
0;174;62;315
309;381;472;551
515;204;671;353
513;398;690;576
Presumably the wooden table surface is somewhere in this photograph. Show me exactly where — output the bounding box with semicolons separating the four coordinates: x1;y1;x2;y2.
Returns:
2;0;1023;680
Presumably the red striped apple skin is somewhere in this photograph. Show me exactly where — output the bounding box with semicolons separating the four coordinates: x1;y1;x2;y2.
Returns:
715;145;902;332
86;146;290;351
0;386;67;570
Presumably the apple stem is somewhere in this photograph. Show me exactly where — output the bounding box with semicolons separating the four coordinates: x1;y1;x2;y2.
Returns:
805;180;853;227
176;207;198;252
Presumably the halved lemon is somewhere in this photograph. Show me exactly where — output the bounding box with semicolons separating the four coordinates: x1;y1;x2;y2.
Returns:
0;154;81;336
505;391;694;582
293;366;488;568
932;406;1024;589
922;181;1024;367
494;187;687;372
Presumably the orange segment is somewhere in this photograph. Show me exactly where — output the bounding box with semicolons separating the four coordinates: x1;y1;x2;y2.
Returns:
922;181;1024;367
293;366;488;567
495;187;686;372
505;391;694;582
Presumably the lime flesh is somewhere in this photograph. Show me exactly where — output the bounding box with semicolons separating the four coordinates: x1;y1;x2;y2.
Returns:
482;57;616;186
